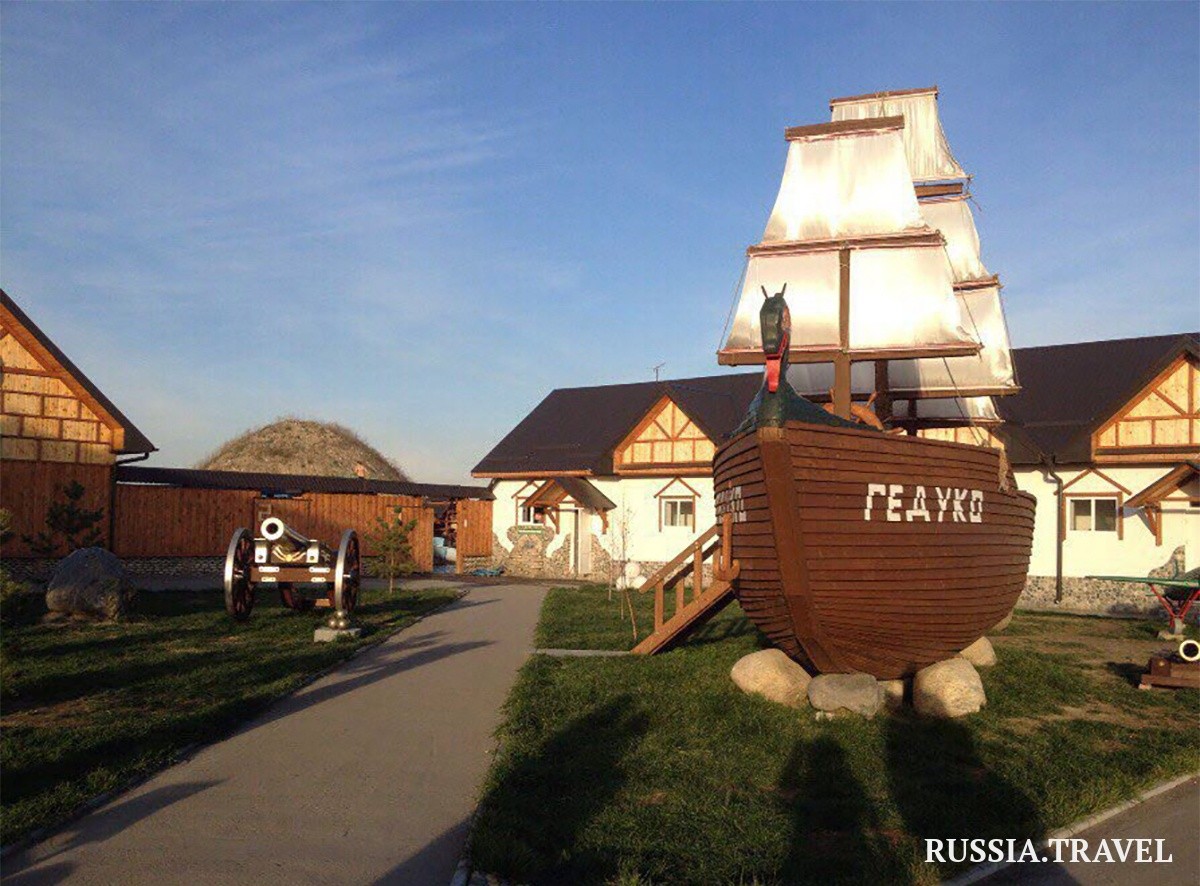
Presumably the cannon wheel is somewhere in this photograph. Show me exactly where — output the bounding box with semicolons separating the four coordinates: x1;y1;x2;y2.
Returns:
279;585;315;612
334;529;361;613
223;528;255;621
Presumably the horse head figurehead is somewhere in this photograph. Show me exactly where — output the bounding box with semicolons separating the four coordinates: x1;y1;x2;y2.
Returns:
759;284;791;393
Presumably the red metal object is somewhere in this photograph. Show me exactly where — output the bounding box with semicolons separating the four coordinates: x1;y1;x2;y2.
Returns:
1147;583;1200;625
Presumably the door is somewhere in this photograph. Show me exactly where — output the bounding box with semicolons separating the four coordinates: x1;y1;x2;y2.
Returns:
457;498;493;557
571;509;592;576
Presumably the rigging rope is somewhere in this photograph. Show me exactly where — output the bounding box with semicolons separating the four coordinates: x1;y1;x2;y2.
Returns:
716;259;749;355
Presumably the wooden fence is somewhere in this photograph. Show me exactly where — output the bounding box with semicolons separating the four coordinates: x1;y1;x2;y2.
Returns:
0;461;113;557
112;487;436;571
2;467;496;573
456;498;493;558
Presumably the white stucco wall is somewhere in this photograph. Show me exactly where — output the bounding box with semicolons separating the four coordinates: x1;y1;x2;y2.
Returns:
489;476;716;576
1014;465;1199;578
587;476;715;566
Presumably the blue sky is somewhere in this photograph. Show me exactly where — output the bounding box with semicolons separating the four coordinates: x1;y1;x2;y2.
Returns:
3;3;1197;483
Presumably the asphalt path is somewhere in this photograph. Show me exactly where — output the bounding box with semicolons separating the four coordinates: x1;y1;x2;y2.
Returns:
3;581;547;885
980;775;1199;886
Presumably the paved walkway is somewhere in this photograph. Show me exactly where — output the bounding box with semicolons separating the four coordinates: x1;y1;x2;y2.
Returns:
4;581;547;886
980;775;1199;885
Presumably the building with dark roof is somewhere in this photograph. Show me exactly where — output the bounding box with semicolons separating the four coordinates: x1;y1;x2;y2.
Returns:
474;332;1199;604
2;290;156;555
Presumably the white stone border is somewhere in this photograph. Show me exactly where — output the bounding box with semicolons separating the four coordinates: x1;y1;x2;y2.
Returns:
943;770;1200;885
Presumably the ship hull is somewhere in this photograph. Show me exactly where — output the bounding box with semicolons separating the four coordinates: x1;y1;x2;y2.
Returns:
712;421;1036;678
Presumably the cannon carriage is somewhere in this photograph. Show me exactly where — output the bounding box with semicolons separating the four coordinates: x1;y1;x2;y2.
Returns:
224;517;361;621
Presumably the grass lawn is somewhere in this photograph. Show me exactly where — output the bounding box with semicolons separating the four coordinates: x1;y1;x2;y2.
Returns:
473;584;1200;885
0;582;459;847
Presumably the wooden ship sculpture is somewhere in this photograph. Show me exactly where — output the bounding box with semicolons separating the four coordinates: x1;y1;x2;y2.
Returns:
709;88;1036;679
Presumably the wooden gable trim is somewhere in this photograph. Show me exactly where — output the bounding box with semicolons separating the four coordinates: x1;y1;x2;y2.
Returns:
613;393;674;458
1127;463;1200;509
1092;353;1199;460
655;475;699;532
510;481;539;500
1060;466;1131;496
613;393;715;473
0;302;126;450
654;476;701;500
523;480;568;509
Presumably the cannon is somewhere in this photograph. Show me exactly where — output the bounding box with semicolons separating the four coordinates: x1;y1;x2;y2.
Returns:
223;518;361;621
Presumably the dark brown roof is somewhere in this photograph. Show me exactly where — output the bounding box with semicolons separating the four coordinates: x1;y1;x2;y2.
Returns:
471;372;761;476
116;464;492;501
997;332;1199;465
475;332;1198;475
555;477;617;511
1;289;156;454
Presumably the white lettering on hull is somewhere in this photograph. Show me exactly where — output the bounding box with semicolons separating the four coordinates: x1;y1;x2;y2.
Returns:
715;485;748;523
864;484;984;523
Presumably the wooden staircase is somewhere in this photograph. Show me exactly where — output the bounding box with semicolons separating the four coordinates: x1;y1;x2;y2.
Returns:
631;515;741;655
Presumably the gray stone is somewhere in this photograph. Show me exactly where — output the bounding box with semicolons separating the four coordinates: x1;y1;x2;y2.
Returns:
45;547;136;620
314;626;363;643
807;672;883;717
958;636;997;667
730;648;811;708
881;679;907;711
991;610;1014;632
913;657;986;718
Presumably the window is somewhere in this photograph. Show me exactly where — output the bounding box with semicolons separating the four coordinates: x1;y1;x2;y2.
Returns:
518;503;542;525
1070;498;1118;533
661;497;695;530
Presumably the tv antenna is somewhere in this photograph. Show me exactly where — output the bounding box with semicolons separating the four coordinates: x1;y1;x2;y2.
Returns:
652;362;666;381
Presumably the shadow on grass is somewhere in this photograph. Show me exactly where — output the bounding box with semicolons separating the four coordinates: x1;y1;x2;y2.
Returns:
1105;661;1147;688
779;736;909;884
470;695;650;884
680;612;764;648
885;714;1045;880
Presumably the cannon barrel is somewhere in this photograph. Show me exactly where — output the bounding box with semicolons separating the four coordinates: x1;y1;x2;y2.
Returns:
260;517;312;549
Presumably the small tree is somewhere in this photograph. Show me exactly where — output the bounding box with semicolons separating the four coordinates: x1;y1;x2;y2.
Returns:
22;481;105;558
367;508;418;595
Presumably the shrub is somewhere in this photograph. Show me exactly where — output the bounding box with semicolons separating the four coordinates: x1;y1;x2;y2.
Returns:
0;568;38;628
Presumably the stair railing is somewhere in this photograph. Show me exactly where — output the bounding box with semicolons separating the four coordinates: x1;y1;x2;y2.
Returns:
637;514;741;635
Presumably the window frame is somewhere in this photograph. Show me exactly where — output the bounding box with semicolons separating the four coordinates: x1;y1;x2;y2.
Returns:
1066;495;1120;535
660;496;696;531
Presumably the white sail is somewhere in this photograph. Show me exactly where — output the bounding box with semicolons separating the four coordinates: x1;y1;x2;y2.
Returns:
720;120;978;364
830;87;966;182
919;197;990;284
762;125;925;243
891;396;1000;423
888;194;1016;395
886;284;1017;395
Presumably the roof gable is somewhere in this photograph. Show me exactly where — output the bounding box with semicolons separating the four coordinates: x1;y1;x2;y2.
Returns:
998;332;1199;464
471;372;760;477
613;394;716;473
1;290;155;455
